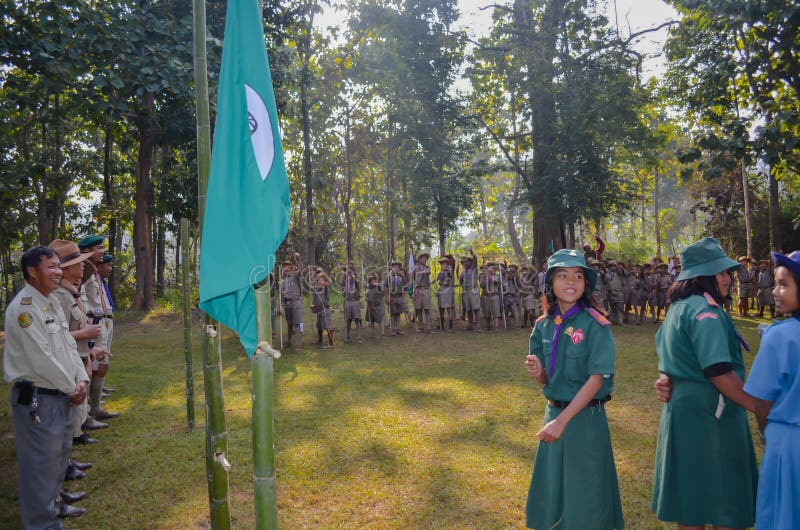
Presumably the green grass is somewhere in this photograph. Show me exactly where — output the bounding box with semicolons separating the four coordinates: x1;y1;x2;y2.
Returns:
0;309;767;529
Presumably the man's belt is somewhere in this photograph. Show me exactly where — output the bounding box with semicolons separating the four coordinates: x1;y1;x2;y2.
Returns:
548;395;611;409
104;314;113;319
14;381;66;396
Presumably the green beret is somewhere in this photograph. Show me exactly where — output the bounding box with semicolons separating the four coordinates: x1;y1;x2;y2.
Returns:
676;237;739;281
544;249;597;291
101;253;114;264
78;234;105;249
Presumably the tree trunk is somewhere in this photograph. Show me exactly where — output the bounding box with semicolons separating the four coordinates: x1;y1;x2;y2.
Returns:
102;123;120;298
300;13;316;265
155;215;166;297
767;165;781;251
654;172;661;259
132;92;157;311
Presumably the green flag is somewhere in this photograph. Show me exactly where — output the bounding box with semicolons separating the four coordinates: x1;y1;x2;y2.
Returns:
199;0;290;356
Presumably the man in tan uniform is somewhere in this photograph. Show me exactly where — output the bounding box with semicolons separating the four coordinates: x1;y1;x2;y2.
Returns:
78;235;119;420
4;246;90;527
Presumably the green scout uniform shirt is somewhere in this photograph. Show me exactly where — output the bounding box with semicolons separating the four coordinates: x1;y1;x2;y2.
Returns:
652;293;757;527
529;309;616;402
3;284;89;394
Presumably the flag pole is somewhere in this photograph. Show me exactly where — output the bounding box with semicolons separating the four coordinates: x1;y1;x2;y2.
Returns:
193;0;231;526
181;217;195;431
254;279;279;529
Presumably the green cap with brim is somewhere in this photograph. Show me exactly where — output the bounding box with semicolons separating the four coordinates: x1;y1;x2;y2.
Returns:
101;253;114;264
544;249;597;291
78;234;105;250
676;237;740;281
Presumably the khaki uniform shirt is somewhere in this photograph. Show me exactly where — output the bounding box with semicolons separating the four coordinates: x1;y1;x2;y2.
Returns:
3;284;89;394
52;285;91;359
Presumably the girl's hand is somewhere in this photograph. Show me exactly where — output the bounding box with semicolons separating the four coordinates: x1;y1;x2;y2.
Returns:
654;373;672;403
525;355;545;383
537;418;566;443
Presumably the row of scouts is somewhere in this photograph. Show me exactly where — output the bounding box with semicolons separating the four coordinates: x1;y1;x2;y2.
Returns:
4;235;119;527
734;256;777;318
272;248;782;351
524;240;800;530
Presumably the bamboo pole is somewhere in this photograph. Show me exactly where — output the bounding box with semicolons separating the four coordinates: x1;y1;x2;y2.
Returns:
181;218;195;431
253;282;278;529
193;0;231;526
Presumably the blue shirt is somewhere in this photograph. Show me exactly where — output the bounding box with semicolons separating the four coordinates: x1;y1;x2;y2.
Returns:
744;316;800;425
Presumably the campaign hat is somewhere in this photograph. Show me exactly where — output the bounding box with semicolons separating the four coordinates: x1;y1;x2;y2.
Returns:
676;237;739;281
49;240;93;268
544;249;597;291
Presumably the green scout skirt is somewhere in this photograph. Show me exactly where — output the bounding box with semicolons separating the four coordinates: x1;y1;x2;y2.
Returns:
526;403;624;530
651;380;757;527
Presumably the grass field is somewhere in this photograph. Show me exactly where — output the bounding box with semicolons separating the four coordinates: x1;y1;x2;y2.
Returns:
0;308;767;529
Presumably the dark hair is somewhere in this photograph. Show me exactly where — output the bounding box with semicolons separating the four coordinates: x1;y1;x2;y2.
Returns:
21;246;58;281
541;276;601;316
667;271;730;305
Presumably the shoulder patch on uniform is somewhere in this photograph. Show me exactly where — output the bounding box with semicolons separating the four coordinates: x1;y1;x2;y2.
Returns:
696;311;718;321
20;297;32;306
18;312;33;328
534;315;548;325
587;307;611;326
703;292;719;308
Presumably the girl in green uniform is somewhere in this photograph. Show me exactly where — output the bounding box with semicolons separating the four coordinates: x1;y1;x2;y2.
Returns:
525;249;624;530
651;237;758;529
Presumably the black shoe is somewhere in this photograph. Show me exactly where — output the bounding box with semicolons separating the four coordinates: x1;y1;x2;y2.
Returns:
72;433;98;445
64;466;86;481
82;417;108;430
60;490;87;504
103;386;115;393
92;409;120;420
69;458;93;471
101;391;111;398
58;503;87;518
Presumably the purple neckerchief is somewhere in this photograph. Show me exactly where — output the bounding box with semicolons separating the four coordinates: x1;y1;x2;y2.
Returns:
549;302;584;378
102;278;115;311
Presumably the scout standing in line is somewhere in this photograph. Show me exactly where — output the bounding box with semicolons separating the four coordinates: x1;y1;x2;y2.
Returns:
480;262;502;331
655;262;672;322
279;254;304;351
4;247;91;528
460;250;482;331
642;263;658;323
78;235;118;422
387;261;407;335
589;258;607;311
311;269;335;348
365;272;386;339
411;252;434;333
337;261;363;343
524;249;624;530
605;260;625;325
503;264;521;328
520;265;539;327
735;256;753;317
435;255;456;332
756;258;776;318
49;240;107;446
628;265;645;325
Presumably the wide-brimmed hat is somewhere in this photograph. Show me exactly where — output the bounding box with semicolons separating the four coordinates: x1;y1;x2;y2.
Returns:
676;237;739;281
771;250;800;277
417;252;430;260
657;262;668;269
390;260;402;267
281;260;297;270
544;249;597;291
736;256;750;263
78;234;105;250
459;255;473;262
437;255;452;264
368;271;382;281
49;239;93;268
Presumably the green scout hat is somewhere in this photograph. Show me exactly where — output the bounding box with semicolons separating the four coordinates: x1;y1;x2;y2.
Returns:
78;234;105;250
101;253;114;264
676;237;739;281
544;249;597;291
771;250;800;278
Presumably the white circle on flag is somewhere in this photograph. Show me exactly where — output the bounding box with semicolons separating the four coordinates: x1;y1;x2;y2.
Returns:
245;83;275;181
